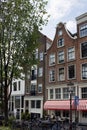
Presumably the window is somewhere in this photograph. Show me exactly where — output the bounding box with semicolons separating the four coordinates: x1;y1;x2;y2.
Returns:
31;69;37;80
82;63;87;79
63;111;69;117
81;42;87;58
49;69;55;82
39;52;43;61
38;67;43;77
57;38;64;47
68;47;75;61
13;82;17;91
55;88;61;99
81;87;87;99
31;100;41;109
58;67;65;81
58;51;64;63
80;24;87;37
35;49;38;59
49;54;55;65
50;89;53;99
36;100;41;108
58;30;62;36
63;88;69;99
38;84;42;93
31;100;35;108
18;81;20;90
31;84;36;91
82;111;87;118
68;65;75;79
25;100;29;107
15;96;20;108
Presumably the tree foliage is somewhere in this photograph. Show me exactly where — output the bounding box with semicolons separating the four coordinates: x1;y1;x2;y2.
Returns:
0;0;49;123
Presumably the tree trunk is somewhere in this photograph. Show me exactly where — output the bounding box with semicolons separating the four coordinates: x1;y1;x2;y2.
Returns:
4;85;8;126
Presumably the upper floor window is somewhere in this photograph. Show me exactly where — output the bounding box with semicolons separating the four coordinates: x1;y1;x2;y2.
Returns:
49;69;55;82
13;82;17;91
63;87;69;99
58;30;63;36
35;49;38;59
38;84;42;93
58;50;64;63
50;89;53;99
68;65;75;79
55;88;61;99
39;52;43;61
82;63;87;79
49;53;55;66
81;87;87;99
38;67;43;77
68;47;75;61
80;24;87;37
31;69;37;80
58;67;65;81
81;42;87;58
57;38;64;47
31;84;36;91
18;81;21;90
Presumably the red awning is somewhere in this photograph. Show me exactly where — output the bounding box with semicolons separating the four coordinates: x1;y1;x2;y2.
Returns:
44;100;87;111
77;100;87;111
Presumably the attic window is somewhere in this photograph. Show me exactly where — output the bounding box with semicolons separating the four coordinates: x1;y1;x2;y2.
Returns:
58;30;62;36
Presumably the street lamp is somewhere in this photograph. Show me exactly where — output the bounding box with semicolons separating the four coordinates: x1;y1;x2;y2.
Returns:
67;81;74;130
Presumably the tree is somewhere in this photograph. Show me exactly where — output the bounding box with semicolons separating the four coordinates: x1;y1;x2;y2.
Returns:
0;0;49;124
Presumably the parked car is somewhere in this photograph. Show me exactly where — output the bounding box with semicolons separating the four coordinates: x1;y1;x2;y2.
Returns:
0;115;5;125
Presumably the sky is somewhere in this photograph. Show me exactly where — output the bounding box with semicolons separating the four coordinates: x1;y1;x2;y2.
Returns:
41;0;87;40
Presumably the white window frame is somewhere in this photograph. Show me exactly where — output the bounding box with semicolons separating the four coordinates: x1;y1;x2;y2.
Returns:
57;38;64;47
68;64;76;79
49;69;55;82
80;42;87;59
55;88;61;99
81;87;87;99
35;49;38;59
67;47;75;61
38;67;43;77
58;50;64;63
79;23;87;37
81;63;87;80
49;53;55;66
38;84;42;93
13;82;17;91
50;89;54;99
58;67;65;81
39;52;43;61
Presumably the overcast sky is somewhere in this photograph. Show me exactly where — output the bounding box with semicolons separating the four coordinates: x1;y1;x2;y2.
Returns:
41;0;87;40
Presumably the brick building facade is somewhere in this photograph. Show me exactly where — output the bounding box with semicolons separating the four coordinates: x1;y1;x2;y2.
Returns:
44;12;87;123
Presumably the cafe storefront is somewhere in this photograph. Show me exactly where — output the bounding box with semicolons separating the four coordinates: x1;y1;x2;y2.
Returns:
44;100;87;123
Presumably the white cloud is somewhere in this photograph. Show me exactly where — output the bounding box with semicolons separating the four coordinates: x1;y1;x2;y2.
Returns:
66;20;77;33
42;0;87;40
47;0;79;20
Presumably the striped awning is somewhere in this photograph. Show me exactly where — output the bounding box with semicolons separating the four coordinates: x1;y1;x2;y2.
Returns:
77;100;87;110
44;100;87;111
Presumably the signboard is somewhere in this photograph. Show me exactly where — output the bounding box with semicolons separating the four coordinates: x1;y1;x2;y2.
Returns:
74;96;79;106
